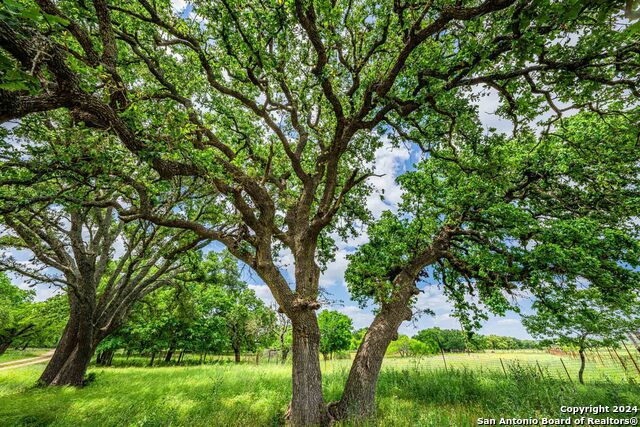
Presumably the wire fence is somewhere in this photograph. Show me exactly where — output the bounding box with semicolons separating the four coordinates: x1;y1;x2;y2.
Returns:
100;347;640;385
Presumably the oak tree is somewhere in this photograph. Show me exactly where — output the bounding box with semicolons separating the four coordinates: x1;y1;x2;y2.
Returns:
1;0;639;423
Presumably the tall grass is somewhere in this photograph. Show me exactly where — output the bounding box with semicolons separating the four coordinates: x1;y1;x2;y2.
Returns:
0;353;638;426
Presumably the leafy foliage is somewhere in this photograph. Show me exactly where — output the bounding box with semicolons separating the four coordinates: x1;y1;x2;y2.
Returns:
318;310;353;359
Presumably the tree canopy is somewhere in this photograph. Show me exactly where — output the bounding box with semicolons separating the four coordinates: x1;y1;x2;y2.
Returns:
318;310;353;359
1;0;639;424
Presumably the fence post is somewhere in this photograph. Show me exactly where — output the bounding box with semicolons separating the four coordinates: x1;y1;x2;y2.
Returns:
622;342;640;375
611;347;628;372
500;358;507;376
560;358;573;384
440;346;448;372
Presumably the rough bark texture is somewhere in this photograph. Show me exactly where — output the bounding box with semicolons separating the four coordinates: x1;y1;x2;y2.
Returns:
328;231;450;422
39;297;98;387
290;310;329;427
329;277;416;420
39;301;81;386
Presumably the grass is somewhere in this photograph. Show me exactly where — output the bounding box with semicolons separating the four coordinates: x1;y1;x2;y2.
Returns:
0;349;51;364
0;351;638;426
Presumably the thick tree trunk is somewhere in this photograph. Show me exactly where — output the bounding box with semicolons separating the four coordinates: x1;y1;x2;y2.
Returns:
164;348;174;363
50;310;96;386
0;340;11;356
329;277;416;420
578;348;586;385
289;310;329;427
234;346;241;363
39;305;81;386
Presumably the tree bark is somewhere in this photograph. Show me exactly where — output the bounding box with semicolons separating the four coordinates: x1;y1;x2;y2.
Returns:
164;348;174;363
329;277;416;420
233;346;241;363
578;348;586;385
0;340;11;356
39;302;81;386
289;309;329;427
49;306;96;386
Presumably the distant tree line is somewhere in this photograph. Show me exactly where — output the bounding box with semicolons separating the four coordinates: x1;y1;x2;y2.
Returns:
0;273;67;356
94;252;277;366
379;328;539;357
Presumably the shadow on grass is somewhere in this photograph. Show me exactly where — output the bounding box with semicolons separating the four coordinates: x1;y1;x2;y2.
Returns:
1;363;638;427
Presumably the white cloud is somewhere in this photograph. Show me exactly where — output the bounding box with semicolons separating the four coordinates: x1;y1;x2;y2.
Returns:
365;143;411;220
248;284;276;307
473;87;514;135
171;0;188;15
333;305;375;330
317;142;411;291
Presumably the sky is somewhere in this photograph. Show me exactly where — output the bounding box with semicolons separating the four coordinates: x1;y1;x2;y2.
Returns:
6;1;536;340
237;88;534;340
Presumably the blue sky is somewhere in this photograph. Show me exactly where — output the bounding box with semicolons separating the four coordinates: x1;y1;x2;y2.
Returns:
233;99;535;339
9;2;534;339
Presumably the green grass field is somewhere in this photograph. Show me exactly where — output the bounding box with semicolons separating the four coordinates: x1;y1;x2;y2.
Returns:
0;350;638;426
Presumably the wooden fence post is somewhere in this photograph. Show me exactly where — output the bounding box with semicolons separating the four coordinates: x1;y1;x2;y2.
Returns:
622;342;640;375
560;358;573;384
500;358;507;376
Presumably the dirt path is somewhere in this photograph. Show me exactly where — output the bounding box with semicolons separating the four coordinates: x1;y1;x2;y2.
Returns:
0;350;55;371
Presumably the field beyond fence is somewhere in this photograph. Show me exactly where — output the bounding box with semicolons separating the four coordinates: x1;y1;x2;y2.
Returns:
1;349;639;427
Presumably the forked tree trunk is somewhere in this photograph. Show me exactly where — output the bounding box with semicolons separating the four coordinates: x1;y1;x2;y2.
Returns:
289;309;329;426
164;348;174;363
329;277;416;420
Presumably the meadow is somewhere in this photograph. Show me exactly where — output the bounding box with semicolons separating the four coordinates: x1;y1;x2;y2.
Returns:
0;350;638;427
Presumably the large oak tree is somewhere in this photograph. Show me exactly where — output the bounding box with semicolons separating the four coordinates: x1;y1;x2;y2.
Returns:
1;0;639;424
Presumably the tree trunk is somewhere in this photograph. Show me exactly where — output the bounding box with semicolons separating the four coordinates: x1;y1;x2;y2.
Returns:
149;352;156;367
289;310;329;427
0;340;11;356
39;303;82;386
234;346;241;363
164;348;174;363
49;309;96;386
97;350;114;366
578;348;586;385
329;277;416;420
